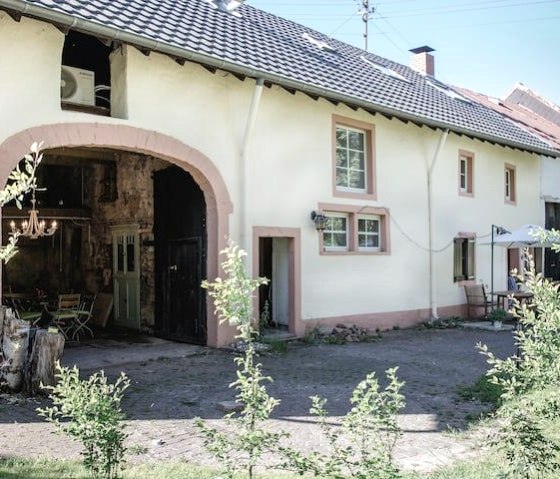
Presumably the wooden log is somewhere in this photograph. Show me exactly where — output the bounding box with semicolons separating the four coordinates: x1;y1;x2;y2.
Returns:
0;306;30;392
24;329;65;395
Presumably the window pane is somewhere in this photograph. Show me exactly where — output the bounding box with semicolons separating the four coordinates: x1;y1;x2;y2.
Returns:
117;238;124;273
336;128;347;148
349;151;364;170
349;170;365;189
333;233;347;247
336;150;348;167
348;131;364;150
336;169;348;187
329;217;346;231
323;233;333;247
126;236;135;273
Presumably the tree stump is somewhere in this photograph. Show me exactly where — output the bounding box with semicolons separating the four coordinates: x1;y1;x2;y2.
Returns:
24;329;65;395
0;306;30;392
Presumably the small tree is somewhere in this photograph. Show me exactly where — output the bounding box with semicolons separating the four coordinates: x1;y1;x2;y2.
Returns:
281;368;405;479
478;249;560;477
0;141;43;261
37;363;130;479
196;242;284;479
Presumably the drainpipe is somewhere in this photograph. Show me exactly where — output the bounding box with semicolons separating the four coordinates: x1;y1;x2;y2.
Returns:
427;128;449;320
239;77;265;248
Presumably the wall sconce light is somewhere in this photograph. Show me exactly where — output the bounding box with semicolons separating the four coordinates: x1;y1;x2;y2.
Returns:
310;211;329;232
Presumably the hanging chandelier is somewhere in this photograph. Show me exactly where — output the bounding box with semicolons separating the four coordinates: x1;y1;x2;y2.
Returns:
10;191;57;240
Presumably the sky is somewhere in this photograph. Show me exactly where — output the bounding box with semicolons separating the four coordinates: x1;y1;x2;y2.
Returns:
249;0;560;106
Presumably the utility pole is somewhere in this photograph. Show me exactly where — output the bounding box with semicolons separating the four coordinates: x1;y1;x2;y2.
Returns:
359;0;375;51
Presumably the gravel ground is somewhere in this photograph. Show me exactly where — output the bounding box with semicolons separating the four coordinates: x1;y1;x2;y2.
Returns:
0;327;515;474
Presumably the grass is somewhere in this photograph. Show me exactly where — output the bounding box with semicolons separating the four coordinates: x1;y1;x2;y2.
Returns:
0;458;300;479
457;374;504;407
4;453;560;479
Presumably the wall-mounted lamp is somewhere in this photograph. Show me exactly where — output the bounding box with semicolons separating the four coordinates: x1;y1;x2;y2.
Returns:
310;211;329;232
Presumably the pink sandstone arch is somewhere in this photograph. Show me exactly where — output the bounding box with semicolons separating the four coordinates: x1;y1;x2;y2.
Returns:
0;123;234;347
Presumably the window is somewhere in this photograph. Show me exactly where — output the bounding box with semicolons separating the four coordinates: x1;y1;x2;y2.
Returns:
357;215;380;251
505;164;516;204
318;203;389;255
336;126;366;191
453;236;475;282
323;214;348;251
333;116;376;200
458;151;473;196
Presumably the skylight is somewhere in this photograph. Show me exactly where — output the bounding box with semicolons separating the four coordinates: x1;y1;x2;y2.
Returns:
360;56;410;83
302;33;337;53
427;80;472;104
204;0;244;17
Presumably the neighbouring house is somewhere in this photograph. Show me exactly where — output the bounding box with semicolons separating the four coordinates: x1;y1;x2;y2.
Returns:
0;0;559;347
456;85;560;280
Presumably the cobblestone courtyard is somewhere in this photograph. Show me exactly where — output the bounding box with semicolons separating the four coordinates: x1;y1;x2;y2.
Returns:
0;328;515;474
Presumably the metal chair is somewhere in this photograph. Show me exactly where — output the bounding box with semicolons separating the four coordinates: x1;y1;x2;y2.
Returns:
72;294;96;340
464;284;496;320
53;293;81;339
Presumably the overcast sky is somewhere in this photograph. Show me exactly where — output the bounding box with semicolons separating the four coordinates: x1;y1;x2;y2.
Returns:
249;0;560;106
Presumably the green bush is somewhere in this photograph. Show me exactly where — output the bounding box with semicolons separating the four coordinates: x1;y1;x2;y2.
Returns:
478;251;560;477
37;363;130;479
196;242;284;479
281;367;405;479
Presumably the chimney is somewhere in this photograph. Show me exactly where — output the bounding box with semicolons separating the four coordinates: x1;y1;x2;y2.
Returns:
409;46;435;76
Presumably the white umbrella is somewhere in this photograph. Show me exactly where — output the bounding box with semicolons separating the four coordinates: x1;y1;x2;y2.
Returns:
492;224;558;248
484;224;559;302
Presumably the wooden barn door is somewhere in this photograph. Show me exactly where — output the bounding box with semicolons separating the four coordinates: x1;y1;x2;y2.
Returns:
153;166;207;344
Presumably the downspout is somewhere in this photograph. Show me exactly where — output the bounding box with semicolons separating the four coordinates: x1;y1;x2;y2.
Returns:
427;128;449;320
239;77;265;248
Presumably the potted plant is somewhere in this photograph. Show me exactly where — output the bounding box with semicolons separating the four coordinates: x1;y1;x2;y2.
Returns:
488;308;508;329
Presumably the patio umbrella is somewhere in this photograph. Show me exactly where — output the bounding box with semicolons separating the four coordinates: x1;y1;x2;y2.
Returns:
492;224;557;248
485;224;559;303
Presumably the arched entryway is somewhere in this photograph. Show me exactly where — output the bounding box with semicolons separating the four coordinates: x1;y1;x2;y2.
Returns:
0;124;233;347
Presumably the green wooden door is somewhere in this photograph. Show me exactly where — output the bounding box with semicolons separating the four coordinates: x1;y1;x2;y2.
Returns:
112;225;140;330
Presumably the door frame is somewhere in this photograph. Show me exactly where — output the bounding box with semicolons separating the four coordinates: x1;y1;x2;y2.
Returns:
252;227;303;336
111;224;141;331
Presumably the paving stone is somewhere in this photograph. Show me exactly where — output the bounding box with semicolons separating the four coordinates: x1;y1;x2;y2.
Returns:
0;329;515;473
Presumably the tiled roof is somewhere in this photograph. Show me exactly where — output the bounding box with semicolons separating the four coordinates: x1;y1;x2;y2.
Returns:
505;83;560;128
456;87;560;150
3;0;559;157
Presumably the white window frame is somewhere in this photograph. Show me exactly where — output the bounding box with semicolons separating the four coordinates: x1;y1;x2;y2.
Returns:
335;125;367;193
357;215;380;252
459;156;467;192
323;213;349;252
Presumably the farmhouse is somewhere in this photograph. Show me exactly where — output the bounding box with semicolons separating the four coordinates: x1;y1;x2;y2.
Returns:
0;0;559;346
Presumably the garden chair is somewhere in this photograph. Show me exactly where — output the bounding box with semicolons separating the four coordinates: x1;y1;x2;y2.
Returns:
72;293;96;340
53;293;81;339
464;284;496;320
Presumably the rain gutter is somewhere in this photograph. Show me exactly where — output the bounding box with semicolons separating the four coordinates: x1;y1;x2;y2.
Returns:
239;78;265;248
2;0;559;158
427;128;449;320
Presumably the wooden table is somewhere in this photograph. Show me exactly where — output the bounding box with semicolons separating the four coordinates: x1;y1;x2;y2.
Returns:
493;290;534;310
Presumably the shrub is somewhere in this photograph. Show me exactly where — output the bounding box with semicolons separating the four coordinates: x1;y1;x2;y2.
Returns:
478;250;560;477
37;363;130;479
196;242;284;479
281;367;405;479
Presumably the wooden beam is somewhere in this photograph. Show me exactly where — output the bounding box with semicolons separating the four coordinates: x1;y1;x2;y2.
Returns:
202;64;217;74
5;9;21;22
55;24;70;35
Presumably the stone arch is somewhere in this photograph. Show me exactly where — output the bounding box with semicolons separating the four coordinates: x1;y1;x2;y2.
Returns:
0;123;234;347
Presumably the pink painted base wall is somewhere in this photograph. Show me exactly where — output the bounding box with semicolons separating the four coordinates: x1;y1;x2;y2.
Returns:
305;304;467;333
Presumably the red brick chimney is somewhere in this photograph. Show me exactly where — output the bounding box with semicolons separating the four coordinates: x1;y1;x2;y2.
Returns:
409;46;435;76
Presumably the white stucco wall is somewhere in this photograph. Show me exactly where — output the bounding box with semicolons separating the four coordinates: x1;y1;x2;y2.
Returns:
0;14;544;328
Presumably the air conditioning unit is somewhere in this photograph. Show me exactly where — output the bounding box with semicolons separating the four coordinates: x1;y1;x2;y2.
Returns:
60;66;95;106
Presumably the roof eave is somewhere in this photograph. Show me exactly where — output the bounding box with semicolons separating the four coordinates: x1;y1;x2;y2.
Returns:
2;0;559;159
